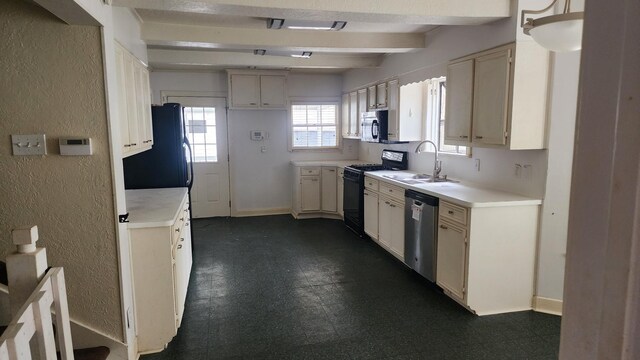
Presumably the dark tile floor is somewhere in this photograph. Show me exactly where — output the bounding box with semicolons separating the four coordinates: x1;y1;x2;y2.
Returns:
142;215;561;360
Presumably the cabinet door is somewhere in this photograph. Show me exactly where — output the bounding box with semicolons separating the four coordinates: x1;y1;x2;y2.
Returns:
436;221;467;302
300;176;321;212
376;82;387;108
174;221;192;326
231;74;260;108
378;199;393;248
341;93;350;137
114;45;131;153
356;89;367;137
386;79;399;141
134;62;149;148
321;167;337;212
389;200;405;259
364;191;379;239
260;75;286;108
337;174;344;217
398;81;424;142
472;49;511;146
141;68;154;147
367;85;377;110
123;54;140;151
445;59;474;145
348;91;358;138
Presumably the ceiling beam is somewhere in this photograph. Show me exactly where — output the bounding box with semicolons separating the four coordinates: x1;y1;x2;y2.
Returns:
147;49;382;69
113;0;510;25
142;22;425;53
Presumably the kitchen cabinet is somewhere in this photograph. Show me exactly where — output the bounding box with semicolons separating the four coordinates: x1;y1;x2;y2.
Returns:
292;165;344;219
228;70;288;109
363;190;378;239
300;176;321;212
376;82;387;108
341;94;350;138
444;42;550;150
367;85;377;111
435;200;539;315
321;167;337;212
115;42;153;158
386;80;423;142
127;190;192;353
348;91;358;137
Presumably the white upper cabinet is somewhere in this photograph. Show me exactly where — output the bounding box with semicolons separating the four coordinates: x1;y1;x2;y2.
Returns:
444;42;550;150
228;70;288;110
376;82;387;108
259;75;286;108
348;91;359;137
342;89;364;139
387;80;423;142
367;85;377;111
444;59;474;145
472;49;511;146
115;42;153;158
341;93;350;138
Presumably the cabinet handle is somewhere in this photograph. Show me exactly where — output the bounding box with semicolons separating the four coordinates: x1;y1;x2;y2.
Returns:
177;244;182;249
388;133;395;136
448;210;454;215
180;238;184;242
459;135;469;139
263;103;270;105
385;201;390;205
388;189;393;192
249;103;257;105
130;143;137;146
390;204;396;208
364;192;369;196
474;136;483;139
124;144;131;147
180;217;184;221
175;229;180;232
440;225;449;230
327;169;335;172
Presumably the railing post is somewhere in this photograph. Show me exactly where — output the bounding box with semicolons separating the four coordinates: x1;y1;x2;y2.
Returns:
6;226;48;317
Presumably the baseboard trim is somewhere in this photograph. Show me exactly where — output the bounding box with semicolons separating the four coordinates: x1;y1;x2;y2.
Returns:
233;208;291;217
533;296;563;316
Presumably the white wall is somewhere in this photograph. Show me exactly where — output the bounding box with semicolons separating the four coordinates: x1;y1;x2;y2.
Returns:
150;71;360;214
111;7;147;63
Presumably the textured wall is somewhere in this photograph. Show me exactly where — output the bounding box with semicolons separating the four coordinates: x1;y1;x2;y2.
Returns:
0;0;122;339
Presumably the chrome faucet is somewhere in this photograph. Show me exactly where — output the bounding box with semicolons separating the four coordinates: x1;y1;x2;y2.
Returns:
415;140;442;181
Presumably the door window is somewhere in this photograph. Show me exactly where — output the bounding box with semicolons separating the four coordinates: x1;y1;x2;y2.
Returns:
184;107;217;162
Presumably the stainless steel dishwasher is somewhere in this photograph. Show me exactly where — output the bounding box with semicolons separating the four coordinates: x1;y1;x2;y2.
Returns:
404;189;439;282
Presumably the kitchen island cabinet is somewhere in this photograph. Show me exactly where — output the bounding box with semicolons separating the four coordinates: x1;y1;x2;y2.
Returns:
126;188;192;353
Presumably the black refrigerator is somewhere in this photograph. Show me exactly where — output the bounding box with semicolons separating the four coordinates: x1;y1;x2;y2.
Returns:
123;103;194;238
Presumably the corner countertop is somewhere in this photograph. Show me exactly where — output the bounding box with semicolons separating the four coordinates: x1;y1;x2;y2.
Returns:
126;187;188;229
365;171;542;208
290;159;369;168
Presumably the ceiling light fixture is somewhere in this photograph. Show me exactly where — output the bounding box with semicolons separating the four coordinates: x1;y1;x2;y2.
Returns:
291;52;312;59
266;18;284;29
266;18;347;31
521;0;584;52
254;49;266;56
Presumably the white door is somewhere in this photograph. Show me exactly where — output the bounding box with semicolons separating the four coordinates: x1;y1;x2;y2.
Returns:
167;96;230;218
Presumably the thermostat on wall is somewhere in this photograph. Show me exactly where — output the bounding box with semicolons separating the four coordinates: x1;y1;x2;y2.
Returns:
59;137;92;156
250;130;266;141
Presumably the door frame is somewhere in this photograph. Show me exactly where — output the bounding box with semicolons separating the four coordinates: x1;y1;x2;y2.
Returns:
160;91;232;217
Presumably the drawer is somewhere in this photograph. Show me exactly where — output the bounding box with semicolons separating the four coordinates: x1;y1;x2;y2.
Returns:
300;167;320;176
379;181;404;201
364;177;379;191
440;201;468;226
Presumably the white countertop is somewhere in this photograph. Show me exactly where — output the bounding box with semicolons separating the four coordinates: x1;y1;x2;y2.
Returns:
290;159;369;168
365;171;542;208
126;188;188;229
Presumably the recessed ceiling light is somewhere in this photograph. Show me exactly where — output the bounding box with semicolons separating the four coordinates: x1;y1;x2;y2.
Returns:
291;52;312;58
254;49;266;56
267;18;347;31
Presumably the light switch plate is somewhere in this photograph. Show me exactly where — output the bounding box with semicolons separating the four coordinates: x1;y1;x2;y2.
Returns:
12;134;47;156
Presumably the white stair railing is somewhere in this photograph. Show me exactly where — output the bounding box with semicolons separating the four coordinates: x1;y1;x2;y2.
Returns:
0;226;74;360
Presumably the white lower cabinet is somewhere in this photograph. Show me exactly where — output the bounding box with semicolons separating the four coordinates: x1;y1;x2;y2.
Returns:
436;220;467;302
436;200;539;315
321;167;337;212
363;190;379;239
129;193;192;353
292;165;343;218
300;176;321;212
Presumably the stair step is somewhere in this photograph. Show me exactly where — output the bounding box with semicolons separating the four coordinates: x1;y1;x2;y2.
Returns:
0;327;109;360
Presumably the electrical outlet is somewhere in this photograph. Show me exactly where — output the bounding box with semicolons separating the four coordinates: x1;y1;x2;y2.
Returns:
474;159;481;172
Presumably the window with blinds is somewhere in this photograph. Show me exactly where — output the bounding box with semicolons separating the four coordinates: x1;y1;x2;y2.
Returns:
291;103;338;149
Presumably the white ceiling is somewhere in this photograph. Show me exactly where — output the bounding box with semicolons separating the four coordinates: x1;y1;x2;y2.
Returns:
112;0;512;71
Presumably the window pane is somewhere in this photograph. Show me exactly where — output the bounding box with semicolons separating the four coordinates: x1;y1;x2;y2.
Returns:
184;106;218;162
321;126;337;146
291;104;338;149
307;105;320;125
321;105;336;125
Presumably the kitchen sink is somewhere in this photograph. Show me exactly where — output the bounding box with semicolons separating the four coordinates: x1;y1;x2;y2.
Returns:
382;174;458;184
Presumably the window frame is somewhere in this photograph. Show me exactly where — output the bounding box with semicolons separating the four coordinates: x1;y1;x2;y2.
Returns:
288;98;341;151
424;77;471;157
